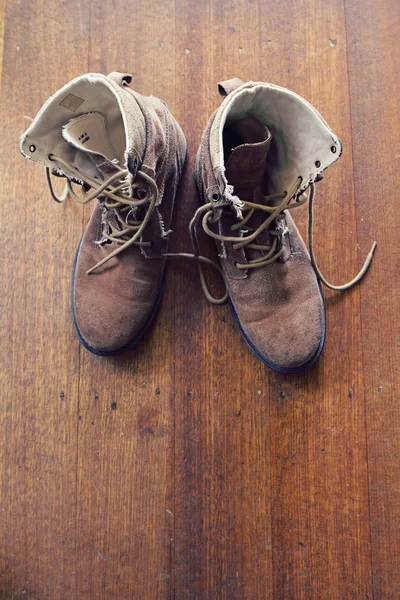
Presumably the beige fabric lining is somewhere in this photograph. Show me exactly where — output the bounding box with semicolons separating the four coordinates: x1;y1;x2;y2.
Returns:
62;112;118;162
210;82;341;198
20;73;145;180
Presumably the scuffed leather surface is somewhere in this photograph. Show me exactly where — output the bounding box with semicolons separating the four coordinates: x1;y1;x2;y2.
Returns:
227;212;324;369
73;204;165;352
73;85;186;353
195;85;325;369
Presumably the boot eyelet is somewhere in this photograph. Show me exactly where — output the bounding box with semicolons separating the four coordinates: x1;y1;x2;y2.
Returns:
331;146;337;153
315;160;321;168
29;144;36;153
211;192;220;202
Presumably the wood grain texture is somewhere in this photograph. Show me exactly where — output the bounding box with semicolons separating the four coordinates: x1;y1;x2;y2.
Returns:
345;0;400;597
260;2;373;598
0;1;89;599
74;3;179;598
0;0;5;87
0;0;398;598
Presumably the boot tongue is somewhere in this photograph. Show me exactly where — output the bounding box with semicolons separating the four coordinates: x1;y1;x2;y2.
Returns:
63;112;127;233
62;112;121;180
63;112;116;162
225;129;272;201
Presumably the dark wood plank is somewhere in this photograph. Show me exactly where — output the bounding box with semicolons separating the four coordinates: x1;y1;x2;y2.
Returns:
73;1;179;598
261;1;373;597
0;0;5;86
0;1;89;598
345;0;400;596
172;1;275;598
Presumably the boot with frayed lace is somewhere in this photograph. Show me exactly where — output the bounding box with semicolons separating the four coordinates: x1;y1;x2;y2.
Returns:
20;72;187;355
192;78;376;372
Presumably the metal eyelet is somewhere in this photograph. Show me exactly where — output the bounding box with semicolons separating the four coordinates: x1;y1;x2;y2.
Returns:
29;145;36;153
211;192;220;202
315;160;321;168
331;146;337;154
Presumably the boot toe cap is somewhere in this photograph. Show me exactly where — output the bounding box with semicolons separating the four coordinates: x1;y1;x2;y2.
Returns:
72;267;164;355
73;302;151;355
231;291;325;372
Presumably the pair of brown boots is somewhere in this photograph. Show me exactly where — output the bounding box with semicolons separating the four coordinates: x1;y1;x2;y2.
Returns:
20;72;376;373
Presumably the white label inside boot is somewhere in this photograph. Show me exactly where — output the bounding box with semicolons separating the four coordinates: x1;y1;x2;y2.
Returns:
62;112;115;161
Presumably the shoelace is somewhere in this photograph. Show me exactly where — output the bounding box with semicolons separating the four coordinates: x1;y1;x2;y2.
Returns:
46;154;157;274
168;177;377;304
46;160;376;303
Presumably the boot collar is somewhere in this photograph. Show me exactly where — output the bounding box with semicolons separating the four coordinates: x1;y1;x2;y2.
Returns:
209;80;341;207
20;73;146;179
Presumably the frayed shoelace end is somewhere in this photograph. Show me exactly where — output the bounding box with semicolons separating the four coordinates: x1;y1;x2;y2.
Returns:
225;185;244;219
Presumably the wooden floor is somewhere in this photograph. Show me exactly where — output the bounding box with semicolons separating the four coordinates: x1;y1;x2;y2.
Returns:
1;0;399;598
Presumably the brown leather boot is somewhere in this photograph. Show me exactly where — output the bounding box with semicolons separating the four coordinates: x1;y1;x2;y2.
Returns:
20;72;187;355
193;78;376;372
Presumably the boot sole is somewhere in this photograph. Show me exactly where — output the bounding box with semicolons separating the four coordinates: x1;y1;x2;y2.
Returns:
228;282;326;374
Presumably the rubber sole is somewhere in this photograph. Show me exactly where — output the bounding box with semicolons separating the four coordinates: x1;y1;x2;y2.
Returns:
228;282;326;374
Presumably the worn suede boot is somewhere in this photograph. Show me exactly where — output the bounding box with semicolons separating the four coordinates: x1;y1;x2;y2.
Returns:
20;72;187;355
193;78;376;372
